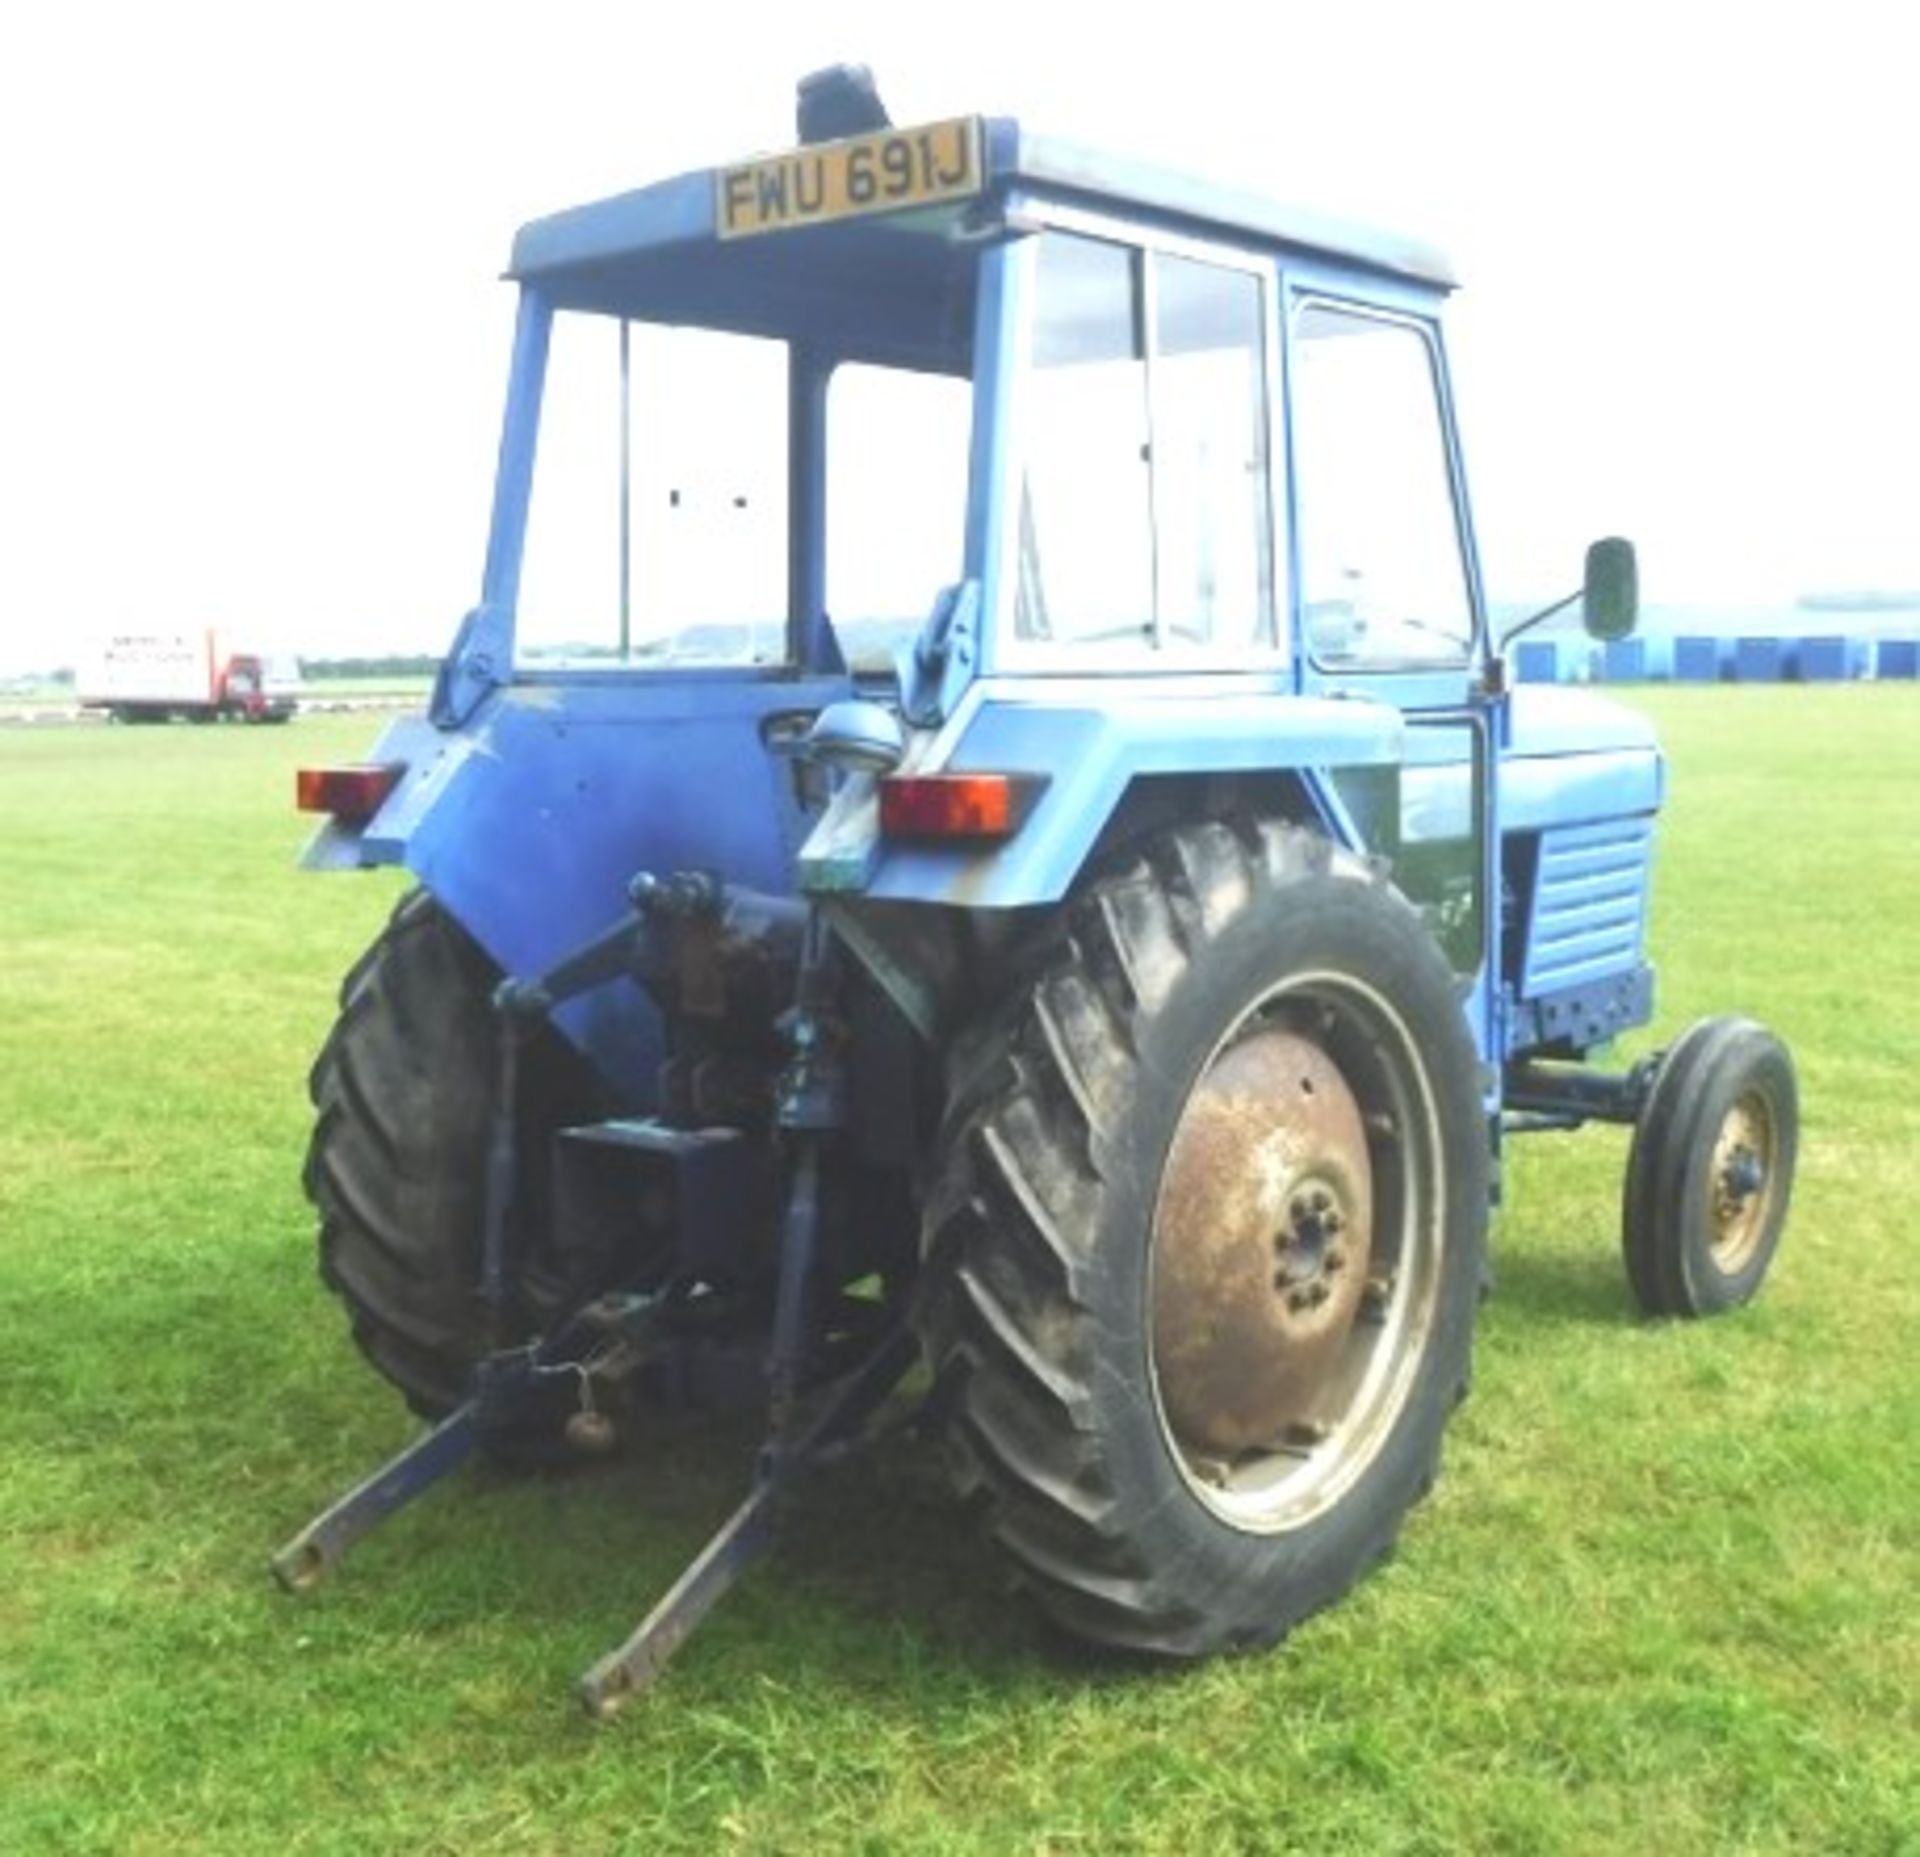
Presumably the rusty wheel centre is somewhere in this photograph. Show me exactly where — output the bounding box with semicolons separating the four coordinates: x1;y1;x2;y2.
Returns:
1154;1027;1374;1457
1150;987;1440;1534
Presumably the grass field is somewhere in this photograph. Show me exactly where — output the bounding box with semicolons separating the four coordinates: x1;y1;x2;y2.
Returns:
299;676;434;702
1;689;1915;1853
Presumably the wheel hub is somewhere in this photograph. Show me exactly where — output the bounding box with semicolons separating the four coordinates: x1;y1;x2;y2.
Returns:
1710;1092;1775;1271
1152;1028;1374;1457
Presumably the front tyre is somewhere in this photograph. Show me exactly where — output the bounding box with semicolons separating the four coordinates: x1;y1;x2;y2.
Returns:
1622;1016;1797;1317
917;821;1488;1657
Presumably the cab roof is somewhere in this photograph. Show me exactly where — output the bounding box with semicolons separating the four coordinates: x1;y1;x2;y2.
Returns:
509;116;1457;297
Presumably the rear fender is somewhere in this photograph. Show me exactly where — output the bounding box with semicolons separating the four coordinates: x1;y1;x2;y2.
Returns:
301;674;849;1097
800;679;1406;908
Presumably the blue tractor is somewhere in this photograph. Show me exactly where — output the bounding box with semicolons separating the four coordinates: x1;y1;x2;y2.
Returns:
278;71;1798;1712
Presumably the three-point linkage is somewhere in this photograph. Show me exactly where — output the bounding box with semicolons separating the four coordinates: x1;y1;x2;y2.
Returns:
270;873;915;1716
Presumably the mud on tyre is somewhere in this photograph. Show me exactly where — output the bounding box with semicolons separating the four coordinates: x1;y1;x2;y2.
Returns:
916;820;1489;1657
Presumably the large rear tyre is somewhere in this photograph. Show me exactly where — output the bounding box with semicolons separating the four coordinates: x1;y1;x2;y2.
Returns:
304;890;603;1416
1622;1015;1797;1317
917;821;1488;1657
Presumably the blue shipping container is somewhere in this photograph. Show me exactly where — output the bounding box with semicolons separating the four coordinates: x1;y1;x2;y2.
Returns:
1735;636;1788;682
1600;636;1674;682
1797;635;1868;682
1674;636;1727;682
1874;638;1918;679
1515;639;1563;684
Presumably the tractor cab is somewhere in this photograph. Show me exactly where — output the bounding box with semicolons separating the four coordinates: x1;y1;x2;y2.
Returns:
441;104;1480;708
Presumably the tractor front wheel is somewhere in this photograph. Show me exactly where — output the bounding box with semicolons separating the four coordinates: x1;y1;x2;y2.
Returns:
917;821;1488;1657
1622;1016;1797;1316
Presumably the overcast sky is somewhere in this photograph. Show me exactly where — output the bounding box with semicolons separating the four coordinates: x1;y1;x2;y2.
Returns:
1;0;1913;672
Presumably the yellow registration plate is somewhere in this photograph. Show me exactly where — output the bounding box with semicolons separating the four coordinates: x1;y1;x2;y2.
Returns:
716;117;984;240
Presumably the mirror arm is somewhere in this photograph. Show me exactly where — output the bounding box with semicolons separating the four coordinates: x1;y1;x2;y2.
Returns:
1499;588;1580;651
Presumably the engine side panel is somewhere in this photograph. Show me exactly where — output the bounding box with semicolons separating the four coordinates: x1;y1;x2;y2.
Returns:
1497;685;1664;1055
1521;815;1656;997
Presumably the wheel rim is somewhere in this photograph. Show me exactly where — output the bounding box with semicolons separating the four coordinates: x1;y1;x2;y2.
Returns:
1708;1087;1776;1273
1149;972;1447;1535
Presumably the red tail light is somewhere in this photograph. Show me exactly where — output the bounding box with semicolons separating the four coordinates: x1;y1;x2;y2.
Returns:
296;763;403;824
877;773;1034;840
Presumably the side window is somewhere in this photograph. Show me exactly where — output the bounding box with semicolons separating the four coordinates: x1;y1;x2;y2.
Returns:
1016;237;1154;644
1291;305;1472;666
1016;232;1272;653
827;363;972;671
1152;256;1268;649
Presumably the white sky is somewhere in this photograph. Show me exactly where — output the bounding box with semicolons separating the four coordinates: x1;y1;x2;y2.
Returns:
1;0;1914;672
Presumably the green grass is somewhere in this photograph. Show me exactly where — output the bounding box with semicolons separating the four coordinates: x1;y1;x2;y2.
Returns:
300;675;433;701
1;689;1915;1853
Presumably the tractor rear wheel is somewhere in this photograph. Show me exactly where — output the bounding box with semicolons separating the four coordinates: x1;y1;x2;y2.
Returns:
304;889;604;1416
1622;1016;1797;1316
917;821;1487;1657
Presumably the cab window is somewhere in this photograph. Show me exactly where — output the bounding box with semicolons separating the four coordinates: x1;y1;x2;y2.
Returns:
517;321;789;668
1291;305;1473;666
827;363;972;672
1015;231;1272;654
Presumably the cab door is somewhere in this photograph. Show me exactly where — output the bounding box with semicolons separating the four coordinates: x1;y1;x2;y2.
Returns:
1283;282;1499;1067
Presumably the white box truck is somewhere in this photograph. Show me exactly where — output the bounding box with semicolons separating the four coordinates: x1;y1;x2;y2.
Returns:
77;630;300;723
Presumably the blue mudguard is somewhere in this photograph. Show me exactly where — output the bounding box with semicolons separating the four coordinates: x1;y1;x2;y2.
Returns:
302;674;848;1099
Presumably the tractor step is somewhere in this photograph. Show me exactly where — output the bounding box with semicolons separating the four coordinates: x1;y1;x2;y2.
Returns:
553;1119;761;1284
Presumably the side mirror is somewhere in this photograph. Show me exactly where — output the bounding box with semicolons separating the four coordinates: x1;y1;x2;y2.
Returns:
1583;537;1639;642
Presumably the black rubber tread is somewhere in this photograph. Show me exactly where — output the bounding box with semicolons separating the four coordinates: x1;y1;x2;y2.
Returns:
915;819;1488;1659
1622;1015;1798;1317
305;889;602;1416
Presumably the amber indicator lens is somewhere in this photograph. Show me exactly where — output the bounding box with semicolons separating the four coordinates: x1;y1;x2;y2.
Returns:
296;764;402;822
877;773;1031;840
